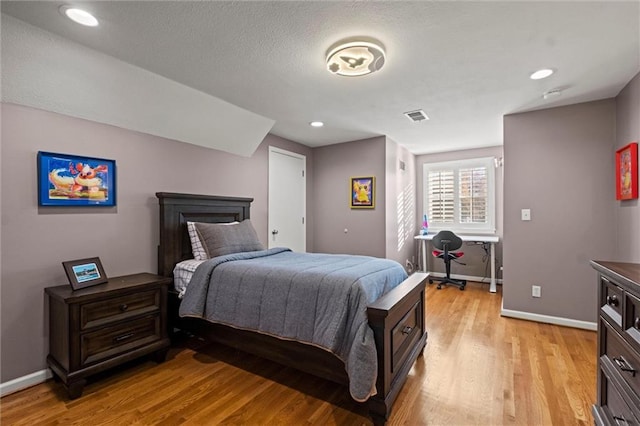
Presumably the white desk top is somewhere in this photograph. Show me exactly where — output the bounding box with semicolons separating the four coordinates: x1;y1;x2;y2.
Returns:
414;234;499;243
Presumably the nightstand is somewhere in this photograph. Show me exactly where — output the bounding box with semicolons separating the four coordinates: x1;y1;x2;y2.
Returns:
45;273;172;399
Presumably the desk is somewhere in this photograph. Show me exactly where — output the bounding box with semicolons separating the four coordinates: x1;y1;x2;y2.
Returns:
414;234;500;293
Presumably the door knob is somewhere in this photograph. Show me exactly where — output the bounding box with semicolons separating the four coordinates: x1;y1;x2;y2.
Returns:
272;229;279;235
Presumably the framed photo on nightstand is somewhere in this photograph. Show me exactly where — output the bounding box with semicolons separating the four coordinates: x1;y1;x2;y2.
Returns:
62;257;108;290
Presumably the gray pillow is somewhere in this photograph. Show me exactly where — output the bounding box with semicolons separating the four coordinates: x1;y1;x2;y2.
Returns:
194;219;264;258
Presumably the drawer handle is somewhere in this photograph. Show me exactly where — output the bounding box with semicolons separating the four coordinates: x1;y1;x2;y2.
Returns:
634;317;640;330
401;326;413;335
120;304;128;312
613;356;637;376
613;415;629;425
114;332;135;343
607;295;619;307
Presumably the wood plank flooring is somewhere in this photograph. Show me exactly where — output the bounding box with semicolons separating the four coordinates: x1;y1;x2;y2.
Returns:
1;281;597;425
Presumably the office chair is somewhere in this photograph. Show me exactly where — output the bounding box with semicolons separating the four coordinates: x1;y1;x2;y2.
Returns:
428;230;467;290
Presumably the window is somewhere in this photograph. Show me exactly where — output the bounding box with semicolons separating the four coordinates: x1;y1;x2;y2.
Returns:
423;157;495;234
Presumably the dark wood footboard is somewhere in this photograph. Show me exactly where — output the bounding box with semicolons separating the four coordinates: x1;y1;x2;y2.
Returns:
367;272;428;424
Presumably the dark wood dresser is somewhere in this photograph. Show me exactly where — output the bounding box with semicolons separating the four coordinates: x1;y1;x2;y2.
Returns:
591;261;640;425
45;273;172;399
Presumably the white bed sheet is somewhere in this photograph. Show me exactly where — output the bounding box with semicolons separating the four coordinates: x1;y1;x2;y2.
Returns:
173;259;205;297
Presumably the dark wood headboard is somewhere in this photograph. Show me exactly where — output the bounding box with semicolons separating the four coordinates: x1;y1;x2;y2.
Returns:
156;192;253;277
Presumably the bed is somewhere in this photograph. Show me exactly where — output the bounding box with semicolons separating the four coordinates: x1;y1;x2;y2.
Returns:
156;192;428;425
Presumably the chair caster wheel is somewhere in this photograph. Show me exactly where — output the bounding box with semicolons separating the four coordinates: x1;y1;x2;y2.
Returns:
437;285;442;290
428;279;433;284
460;286;465;291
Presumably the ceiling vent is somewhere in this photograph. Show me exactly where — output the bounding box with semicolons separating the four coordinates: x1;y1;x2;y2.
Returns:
404;110;429;122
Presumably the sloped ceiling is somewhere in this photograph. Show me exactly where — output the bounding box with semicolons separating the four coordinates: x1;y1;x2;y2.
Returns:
1;15;275;157
2;1;639;155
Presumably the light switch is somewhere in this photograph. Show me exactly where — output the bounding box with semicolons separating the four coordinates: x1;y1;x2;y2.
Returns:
521;209;531;221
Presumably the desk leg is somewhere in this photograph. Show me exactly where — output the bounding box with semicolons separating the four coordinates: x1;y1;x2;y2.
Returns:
489;242;497;293
421;240;428;273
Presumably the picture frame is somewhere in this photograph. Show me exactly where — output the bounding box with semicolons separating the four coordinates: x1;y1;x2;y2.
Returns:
37;151;116;206
615;142;638;200
350;176;375;209
63;257;108;290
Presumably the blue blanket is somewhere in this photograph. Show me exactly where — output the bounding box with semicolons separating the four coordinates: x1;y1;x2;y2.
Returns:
179;247;408;401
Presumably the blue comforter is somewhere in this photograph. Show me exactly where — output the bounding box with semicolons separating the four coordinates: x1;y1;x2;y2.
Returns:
179;247;408;401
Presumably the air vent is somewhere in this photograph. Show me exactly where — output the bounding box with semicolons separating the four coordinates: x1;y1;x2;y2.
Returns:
404;110;429;122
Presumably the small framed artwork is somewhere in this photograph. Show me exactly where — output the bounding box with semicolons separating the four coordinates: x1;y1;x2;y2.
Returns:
350;176;375;209
62;257;108;290
37;151;116;206
615;142;638;200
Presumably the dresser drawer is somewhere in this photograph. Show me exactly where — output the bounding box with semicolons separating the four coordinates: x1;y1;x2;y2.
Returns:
601;277;624;329
600;366;640;426
80;289;161;330
602;320;640;398
391;300;422;375
625;292;640;353
81;315;161;366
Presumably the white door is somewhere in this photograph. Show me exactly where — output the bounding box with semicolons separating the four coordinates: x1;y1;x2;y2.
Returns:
268;147;306;252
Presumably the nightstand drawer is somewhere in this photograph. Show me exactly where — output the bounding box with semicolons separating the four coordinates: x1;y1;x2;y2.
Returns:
81;315;161;366
80;289;161;330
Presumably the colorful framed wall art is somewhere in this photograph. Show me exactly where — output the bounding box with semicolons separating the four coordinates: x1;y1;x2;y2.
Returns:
615;142;638;200
37;151;116;206
350;176;375;209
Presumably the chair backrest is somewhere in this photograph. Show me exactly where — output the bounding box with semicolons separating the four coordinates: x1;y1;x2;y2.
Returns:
432;230;463;251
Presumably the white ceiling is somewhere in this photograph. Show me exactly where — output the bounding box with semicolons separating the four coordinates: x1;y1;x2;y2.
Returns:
2;1;639;155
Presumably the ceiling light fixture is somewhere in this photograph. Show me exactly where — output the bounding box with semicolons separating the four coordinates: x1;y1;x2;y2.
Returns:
326;39;385;77
310;121;324;127
530;69;554;80
60;6;99;27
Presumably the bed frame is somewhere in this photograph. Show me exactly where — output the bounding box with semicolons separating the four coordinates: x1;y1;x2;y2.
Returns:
156;192;428;425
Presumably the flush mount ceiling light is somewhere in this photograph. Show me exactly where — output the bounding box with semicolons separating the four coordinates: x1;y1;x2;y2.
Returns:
60;6;99;27
310;121;324;127
326;40;385;77
530;68;554;80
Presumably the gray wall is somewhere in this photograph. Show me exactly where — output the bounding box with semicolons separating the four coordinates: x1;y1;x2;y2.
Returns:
385;138;417;267
312;137;387;257
614;72;640;261
503;99;616;322
415;146;504;280
0;103;313;382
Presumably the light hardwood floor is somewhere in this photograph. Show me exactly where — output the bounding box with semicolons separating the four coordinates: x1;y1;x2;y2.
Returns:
1;281;597;425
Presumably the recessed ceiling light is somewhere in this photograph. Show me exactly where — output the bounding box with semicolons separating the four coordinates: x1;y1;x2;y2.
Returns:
60;6;99;27
310;121;324;127
326;40;385;77
530;69;554;80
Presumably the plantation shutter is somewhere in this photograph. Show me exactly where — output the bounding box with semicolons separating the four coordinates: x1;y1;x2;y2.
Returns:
459;167;488;224
423;157;495;233
427;170;455;223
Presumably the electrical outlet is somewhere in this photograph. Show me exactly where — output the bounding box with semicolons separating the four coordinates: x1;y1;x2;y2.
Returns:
532;285;541;298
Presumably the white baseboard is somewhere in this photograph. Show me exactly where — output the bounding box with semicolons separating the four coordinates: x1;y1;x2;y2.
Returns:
427;271;503;285
0;369;52;397
501;306;597;331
